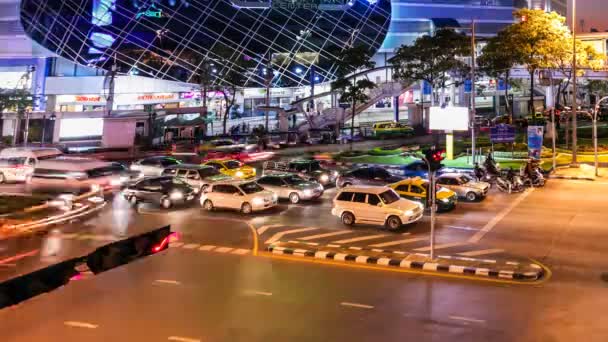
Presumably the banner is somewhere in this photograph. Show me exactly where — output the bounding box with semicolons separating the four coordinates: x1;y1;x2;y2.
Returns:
527;125;544;159
490;124;515;143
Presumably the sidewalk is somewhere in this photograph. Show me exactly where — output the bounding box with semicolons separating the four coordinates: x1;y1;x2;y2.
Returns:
551;163;608;181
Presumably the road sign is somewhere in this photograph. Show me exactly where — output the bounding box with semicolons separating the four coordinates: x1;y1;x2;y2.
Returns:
490;124;515;143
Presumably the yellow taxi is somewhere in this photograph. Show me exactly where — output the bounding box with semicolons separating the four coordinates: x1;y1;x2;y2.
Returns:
202;159;256;179
389;177;457;211
372;121;414;138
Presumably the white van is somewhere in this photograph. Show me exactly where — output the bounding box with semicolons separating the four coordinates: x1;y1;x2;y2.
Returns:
26;156;130;194
0;147;63;183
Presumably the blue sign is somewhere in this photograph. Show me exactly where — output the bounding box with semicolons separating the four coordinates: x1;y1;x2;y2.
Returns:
527;125;544;159
490;124;515;143
423;81;432;95
464;79;472;93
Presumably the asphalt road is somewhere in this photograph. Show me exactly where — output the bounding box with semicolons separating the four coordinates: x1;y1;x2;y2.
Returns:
1;178;608;341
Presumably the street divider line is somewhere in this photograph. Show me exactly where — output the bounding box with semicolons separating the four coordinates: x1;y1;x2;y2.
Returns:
265;227;318;244
297;230;352;241
449;315;486;324
340;302;374;309
469;188;534;243
414;242;467;252
332;234;386;244
64;321;98;329
458;249;504;257
369;237;427;248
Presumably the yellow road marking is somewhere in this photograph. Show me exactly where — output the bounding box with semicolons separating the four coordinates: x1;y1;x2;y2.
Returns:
247;222;259;256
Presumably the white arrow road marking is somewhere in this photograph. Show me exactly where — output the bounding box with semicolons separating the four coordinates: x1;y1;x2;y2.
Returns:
414;242;467;252
332;234;386;244
369;237;428;248
64;321;98;329
265;227;318;244
458;248;504;257
469;188;534;243
297;230;352;241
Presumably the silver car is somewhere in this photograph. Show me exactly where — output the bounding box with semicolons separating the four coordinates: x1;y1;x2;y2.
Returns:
161;164;232;194
436;173;490;201
256;173;324;204
130;156;181;177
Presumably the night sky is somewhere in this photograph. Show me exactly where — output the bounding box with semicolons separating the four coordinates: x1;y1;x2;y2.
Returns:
571;0;608;32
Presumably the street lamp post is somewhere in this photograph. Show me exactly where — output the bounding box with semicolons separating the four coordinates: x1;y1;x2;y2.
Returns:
571;0;578;166
593;96;608;177
421;155;436;260
41;114;46;145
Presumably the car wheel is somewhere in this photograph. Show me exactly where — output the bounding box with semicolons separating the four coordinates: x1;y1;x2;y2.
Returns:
129;195;138;206
386;216;402;230
0;172;5;184
201;184;209;193
203;199;214;211
341;212;355;226
160;196;172;209
466;192;477;202
241;202;253;214
289;192;300;204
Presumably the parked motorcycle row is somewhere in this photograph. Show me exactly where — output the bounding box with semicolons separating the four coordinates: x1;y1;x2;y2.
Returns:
474;153;545;194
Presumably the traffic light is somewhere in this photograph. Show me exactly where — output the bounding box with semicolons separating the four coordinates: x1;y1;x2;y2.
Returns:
424;148;445;172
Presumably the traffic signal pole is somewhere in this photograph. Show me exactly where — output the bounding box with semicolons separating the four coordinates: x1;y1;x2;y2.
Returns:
430;170;436;260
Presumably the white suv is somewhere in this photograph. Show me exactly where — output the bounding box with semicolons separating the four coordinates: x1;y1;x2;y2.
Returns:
200;181;278;214
332;186;423;230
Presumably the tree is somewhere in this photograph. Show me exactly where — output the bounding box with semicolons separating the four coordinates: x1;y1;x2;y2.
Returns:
330;45;376;146
390;29;470;106
0;89;33;145
478;30;524;119
584;79;608;105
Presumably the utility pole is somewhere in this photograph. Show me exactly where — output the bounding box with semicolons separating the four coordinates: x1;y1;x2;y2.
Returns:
264;53;272;132
571;0;578;166
470;20;477;164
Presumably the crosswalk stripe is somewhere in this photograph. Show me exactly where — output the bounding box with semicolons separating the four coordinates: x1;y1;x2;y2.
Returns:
458;248;505;257
368;237;428;248
199;245;216;251
331;234;386;244
169;242;184;248
297;230;352;241
215;247;234;253
182;243;200;249
231;248;250;255
265;227;318;244
257;224;284;235
414;242;467;252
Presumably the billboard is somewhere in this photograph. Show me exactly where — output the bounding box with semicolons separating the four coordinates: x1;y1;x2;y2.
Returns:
527;126;544;159
429;106;469;131
490;124;516;143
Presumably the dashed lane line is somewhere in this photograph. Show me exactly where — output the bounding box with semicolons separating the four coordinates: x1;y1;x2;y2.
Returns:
331;234;387;244
182;243;201;249
154;280;181;285
244;290;272;296
199;245;216;251
297;230;352;241
231;248;250;255
64;321;98;329
168;336;201;342
469;188;534;243
458;248;505;257
368;237;428;248
413;242;468;252
265;227;318;244
449;316;486;324
340;302;374;309
215;247;234;253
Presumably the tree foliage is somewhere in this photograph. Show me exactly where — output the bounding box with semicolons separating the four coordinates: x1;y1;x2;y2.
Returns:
0;89;32;117
389;29;470;104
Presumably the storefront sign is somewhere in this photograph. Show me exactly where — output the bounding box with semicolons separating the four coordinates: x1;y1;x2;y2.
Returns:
56;94;106;104
75;95;102;102
137;93;176;101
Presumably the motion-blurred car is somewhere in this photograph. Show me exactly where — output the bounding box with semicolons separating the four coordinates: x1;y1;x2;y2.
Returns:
436;173;489;201
389;177;457;211
0;147;62;183
161;164;232;194
200;181;277;214
263;159;338;187
401;160;430;178
202;159;256;179
130;156;181;177
256;173;323;203
203;146;275;163
336;166;403;188
331;186;423;230
123;176;196;209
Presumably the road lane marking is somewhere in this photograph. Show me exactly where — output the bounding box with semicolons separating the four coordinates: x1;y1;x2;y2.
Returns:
169;242;185;248
469;188;534;243
0;249;39;264
458;249;505;257
231;248;250;255
414;242;467;252
332;234;386;244
449;316;486;324
244;290;272;296
199;245;216;251
168;336;201;342
154;280;181;285
182;243;200;249
256;224;284;235
64;321;98;329
265;227;318;244
215;247;234;253
446;225;480;231
369;237;428;248
247;222;259;256
340;302;374;309
297;230;352;241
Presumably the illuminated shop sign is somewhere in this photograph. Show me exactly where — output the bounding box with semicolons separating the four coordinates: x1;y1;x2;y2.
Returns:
137;93;176;101
57;95;106;104
136;4;164;19
272;0;347;10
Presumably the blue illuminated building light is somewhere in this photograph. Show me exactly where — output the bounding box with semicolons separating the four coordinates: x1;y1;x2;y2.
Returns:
89;32;116;48
295;67;303;74
92;0;116;27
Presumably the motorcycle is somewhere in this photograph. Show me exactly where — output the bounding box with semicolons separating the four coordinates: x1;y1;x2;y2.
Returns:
495;176;513;193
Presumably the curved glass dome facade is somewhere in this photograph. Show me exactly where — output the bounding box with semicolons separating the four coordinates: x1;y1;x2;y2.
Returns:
20;0;391;87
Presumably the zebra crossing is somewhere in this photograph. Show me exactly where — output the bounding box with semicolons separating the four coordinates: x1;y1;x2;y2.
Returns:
257;225;506;259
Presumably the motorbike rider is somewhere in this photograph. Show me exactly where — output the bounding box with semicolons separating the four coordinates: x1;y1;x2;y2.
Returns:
474;162;484;181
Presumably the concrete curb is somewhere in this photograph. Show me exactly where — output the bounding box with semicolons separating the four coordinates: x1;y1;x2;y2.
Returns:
549;175;595;181
267;245;544;281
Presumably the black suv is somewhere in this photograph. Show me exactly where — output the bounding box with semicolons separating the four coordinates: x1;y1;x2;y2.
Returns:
123;176;195;209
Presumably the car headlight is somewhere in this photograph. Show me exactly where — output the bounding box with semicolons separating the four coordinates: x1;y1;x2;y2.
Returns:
235;171;244;178
252;197;264;206
130;165;138;171
90;184;101;192
193;187;200;194
110;179;122;187
441;198;449;203
170;191;184;201
272;193;278;201
333;171;339;177
303;189;313;196
405;209;414;216
320;174;329;183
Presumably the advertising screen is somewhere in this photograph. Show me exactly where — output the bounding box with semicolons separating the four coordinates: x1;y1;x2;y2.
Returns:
429;106;469;131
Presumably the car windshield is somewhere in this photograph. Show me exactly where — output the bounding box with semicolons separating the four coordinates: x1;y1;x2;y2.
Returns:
283;175;307;185
423;182;442;191
240;182;263;194
457;176;471;184
379;190;400;204
225;160;242;169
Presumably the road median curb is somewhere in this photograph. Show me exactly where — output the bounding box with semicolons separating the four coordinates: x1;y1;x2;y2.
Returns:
266;245;544;281
549;175;595;181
